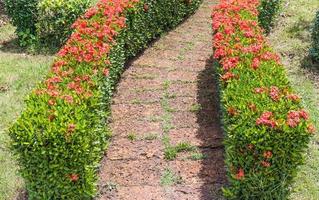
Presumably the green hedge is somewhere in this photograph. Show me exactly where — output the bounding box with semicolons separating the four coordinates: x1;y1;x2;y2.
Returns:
258;0;281;33
4;0;92;47
311;10;319;62
212;0;313;199
9;0;201;199
4;0;39;44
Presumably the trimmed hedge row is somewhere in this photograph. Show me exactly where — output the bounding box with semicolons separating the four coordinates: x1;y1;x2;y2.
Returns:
10;0;201;199
258;0;281;33
311;10;319;62
4;0;92;47
212;0;314;199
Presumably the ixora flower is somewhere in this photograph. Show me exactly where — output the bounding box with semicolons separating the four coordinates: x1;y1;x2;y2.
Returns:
68;174;79;182
252;57;260;69
287;109;309;128
263;151;273;159
221;57;240;71
307;124;316;134
248;103;257;111
235;168;245;180
62;95;74;104
269;86;280;101
84;7;98;19
48;99;56;106
221;72;237;82
48;114;55;122
227;106;238;116
103;68;110;76
256;111;277;128
254;87;267;94
67;124;76;133
261;161;271;167
286;93;300;102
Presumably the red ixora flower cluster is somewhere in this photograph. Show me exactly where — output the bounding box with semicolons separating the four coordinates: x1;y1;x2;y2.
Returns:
286;93;300;102
256;111;277;128
212;0;280;83
269;86;280;101
254;86;281;101
261;150;272;167
287;110;309;128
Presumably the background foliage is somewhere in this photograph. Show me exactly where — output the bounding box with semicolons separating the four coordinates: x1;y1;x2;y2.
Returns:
36;0;92;48
258;0;281;33
4;0;39;45
311;10;319;62
4;0;93;47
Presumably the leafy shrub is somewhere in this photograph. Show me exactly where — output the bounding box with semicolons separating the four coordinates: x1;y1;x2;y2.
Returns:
258;0;281;33
4;0;92;47
311;10;319;61
9;0;201;199
4;0;39;44
212;0;314;199
36;0;92;48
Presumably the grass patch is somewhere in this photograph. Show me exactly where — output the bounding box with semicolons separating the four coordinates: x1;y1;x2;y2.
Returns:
160;168;182;186
267;0;319;199
190;103;202;113
164;146;178;160
188;152;207;160
127;133;137;141
132;74;156;80
0;24;54;199
164;142;197;160
175;142;196;152
131;99;142;105
159;80;196;160
143;133;158;141
146;115;162;123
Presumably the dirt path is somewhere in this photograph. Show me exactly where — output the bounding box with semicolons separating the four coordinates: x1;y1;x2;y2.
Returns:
97;0;226;199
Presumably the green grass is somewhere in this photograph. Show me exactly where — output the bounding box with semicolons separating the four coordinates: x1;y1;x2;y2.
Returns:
127;132;137;141
160;168;182;186
0;24;54;199
164;142;196;160
188;152;207;160
143;133;158;141
190;103;202;113
267;0;319;199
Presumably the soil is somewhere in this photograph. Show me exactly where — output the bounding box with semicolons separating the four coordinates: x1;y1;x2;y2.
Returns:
97;0;227;199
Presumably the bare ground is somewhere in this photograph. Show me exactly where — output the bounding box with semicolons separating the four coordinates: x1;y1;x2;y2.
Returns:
97;0;227;199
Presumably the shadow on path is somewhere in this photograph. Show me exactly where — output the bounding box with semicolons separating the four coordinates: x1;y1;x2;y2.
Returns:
196;56;227;199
